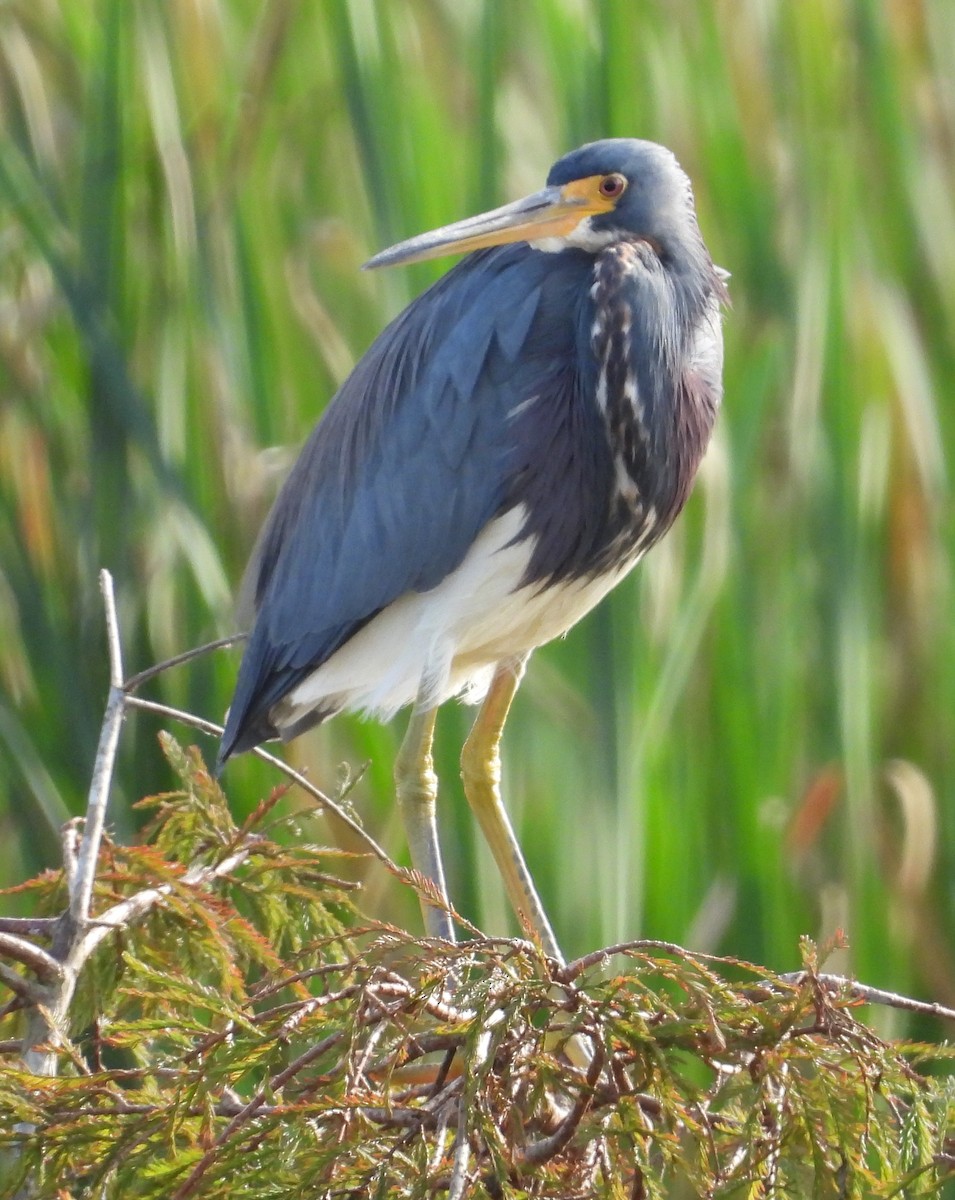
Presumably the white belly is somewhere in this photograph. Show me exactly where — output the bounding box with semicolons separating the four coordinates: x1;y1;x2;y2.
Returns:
273;505;639;731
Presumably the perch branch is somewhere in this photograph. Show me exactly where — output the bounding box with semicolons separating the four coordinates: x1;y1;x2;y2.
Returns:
558;941;955;1023
780;971;955;1024
70;570;124;928
16;571;129;1080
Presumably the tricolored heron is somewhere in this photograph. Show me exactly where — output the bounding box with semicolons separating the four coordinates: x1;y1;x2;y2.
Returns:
219;138;727;961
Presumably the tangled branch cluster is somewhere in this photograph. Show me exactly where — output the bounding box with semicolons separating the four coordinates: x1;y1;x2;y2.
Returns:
0;734;950;1197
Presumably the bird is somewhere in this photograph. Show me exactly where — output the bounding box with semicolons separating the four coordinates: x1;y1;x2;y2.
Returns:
219;138;727;962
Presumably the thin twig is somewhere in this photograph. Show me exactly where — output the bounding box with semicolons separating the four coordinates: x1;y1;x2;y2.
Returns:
123;694;405;878
560;943;955;1023
122;634;247;694
123;695;223;739
45;1098;434;1127
557;939;767;984
103;570;123;690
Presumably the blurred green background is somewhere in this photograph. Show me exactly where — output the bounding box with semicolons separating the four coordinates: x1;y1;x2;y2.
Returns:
1;0;953;1031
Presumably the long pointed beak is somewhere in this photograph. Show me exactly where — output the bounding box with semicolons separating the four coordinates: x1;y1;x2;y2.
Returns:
363;184;594;270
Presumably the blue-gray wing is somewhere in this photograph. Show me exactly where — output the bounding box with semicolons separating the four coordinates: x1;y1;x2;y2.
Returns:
219;245;603;759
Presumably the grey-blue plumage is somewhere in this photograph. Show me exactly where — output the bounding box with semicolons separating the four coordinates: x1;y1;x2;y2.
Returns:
220;139;727;809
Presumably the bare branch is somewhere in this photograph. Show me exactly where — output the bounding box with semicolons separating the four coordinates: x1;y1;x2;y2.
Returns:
557;938;763;983
124;695;223;737
70;570;126;928
61;818;82;896
102;568;123;690
447;1087;472;1200
11;574;407;1095
561;944;955;1023
0;960;44;1004
16;572;129;1080
123;694;405;878
0;918;57;937
73;844;257;965
780;971;955;1024
122;634;247;694
0;933;63;981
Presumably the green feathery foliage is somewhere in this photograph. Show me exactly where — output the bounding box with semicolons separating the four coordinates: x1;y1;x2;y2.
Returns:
0;739;953;1197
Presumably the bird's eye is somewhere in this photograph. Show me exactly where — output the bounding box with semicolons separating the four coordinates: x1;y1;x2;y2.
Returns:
598;173;627;199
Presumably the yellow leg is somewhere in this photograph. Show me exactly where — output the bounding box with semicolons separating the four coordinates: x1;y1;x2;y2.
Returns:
461;658;563;962
395;704;456;942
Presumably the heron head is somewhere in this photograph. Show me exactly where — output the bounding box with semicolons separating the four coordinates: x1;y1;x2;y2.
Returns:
543;138;700;258
363;138;703;271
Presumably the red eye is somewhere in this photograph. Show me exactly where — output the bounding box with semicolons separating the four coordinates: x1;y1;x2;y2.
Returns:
598;173;627;199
